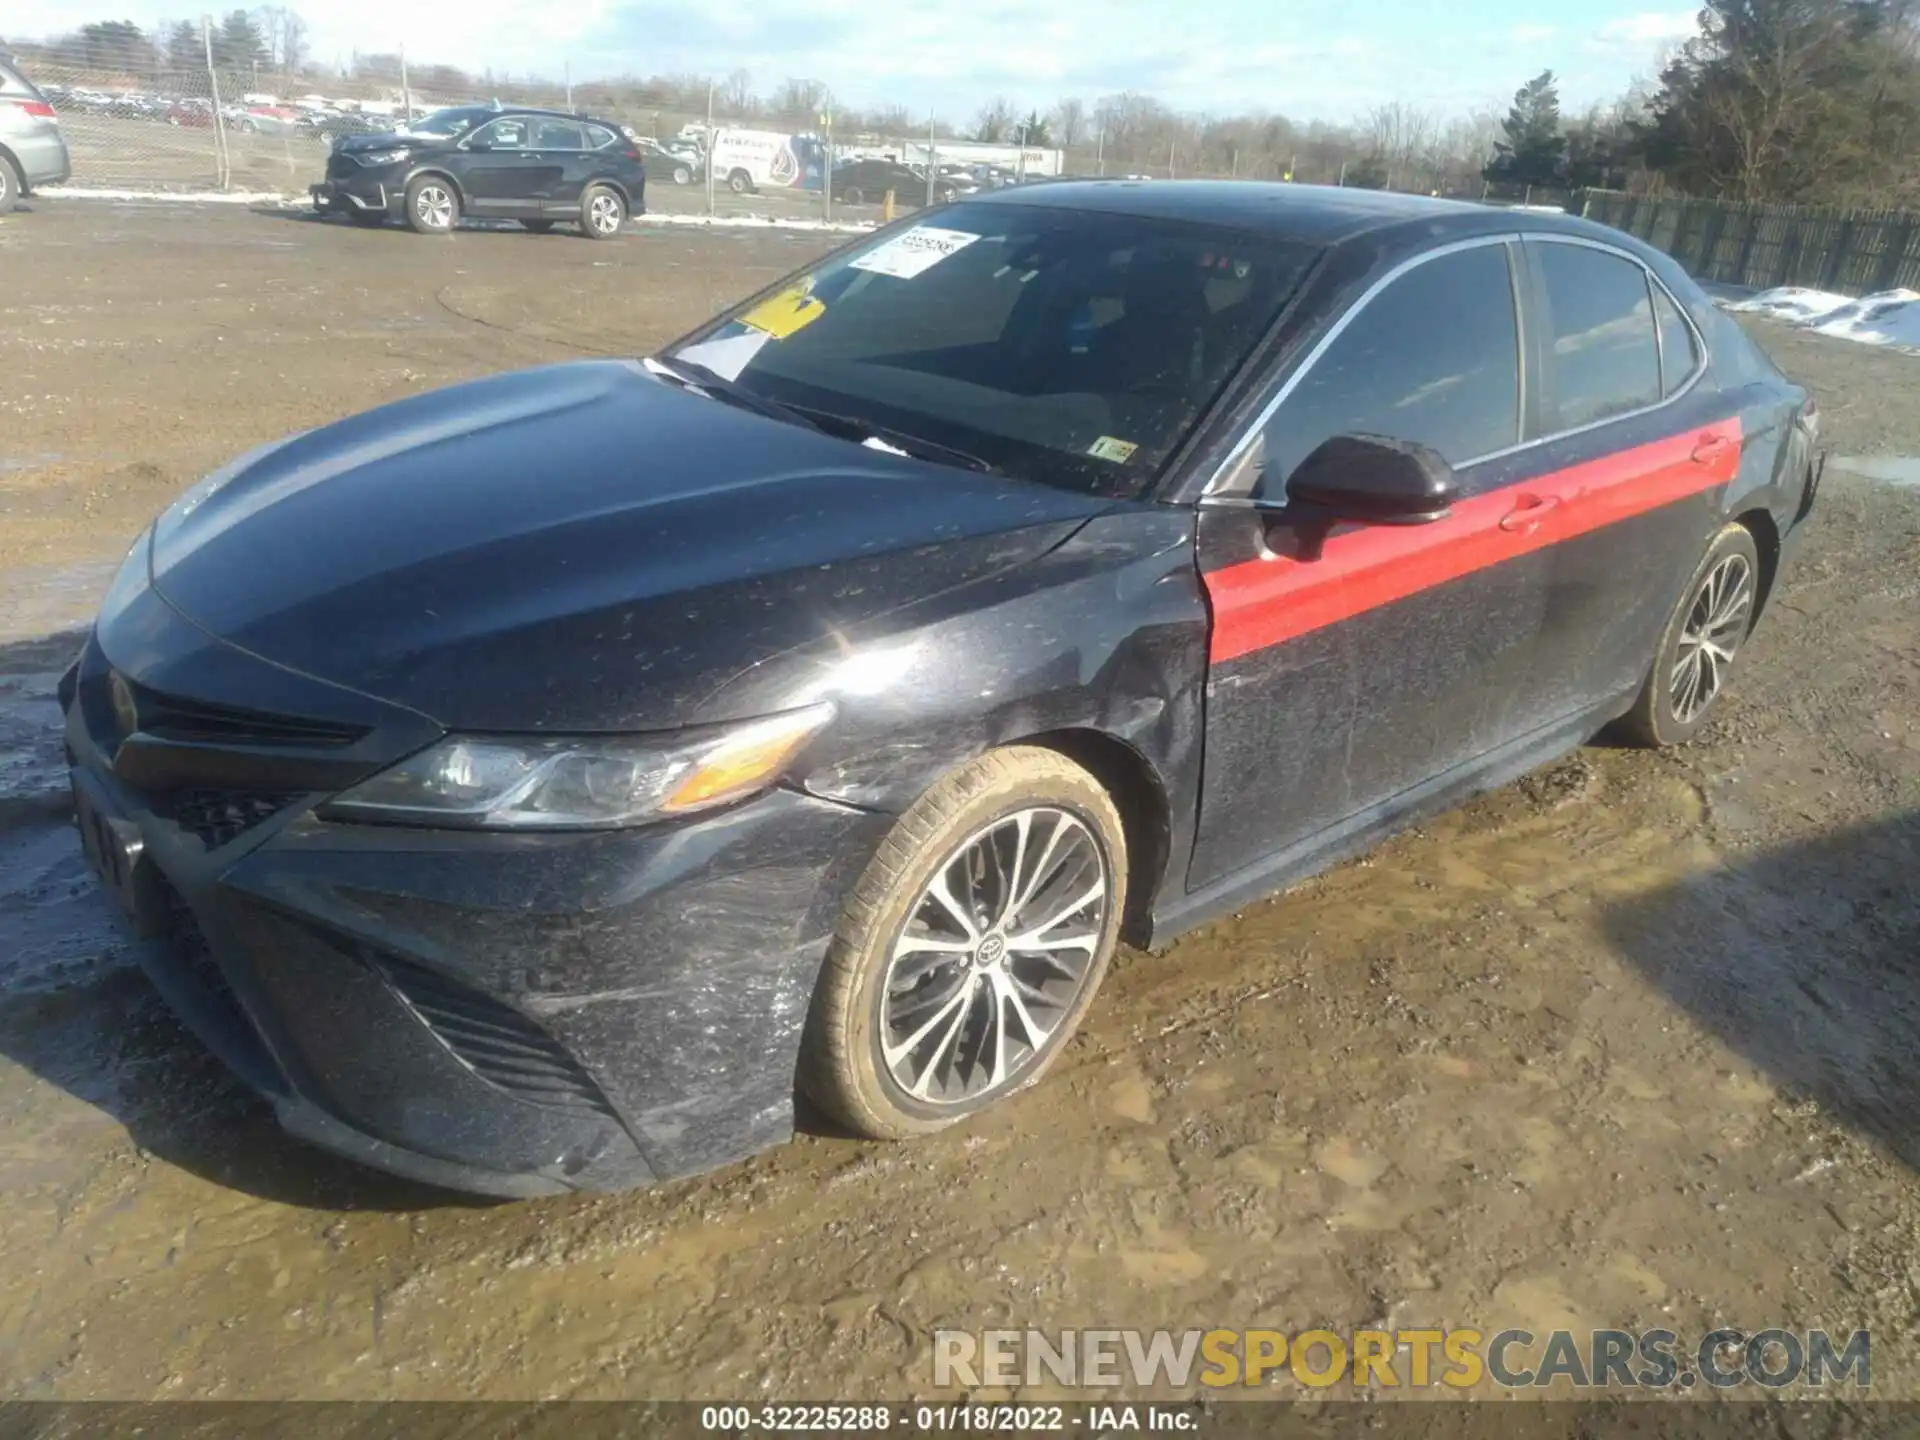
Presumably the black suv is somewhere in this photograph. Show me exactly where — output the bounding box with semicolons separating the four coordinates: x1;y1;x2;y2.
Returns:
311;104;646;237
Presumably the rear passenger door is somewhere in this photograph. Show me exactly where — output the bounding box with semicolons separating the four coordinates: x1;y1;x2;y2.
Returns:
1191;237;1560;889
1517;237;1737;716
530;118;590;211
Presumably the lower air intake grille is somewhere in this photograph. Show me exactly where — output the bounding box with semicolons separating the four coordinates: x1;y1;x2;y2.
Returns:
161;789;302;849
372;954;618;1118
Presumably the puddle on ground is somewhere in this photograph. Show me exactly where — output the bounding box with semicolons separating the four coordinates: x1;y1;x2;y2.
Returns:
1834;454;1920;487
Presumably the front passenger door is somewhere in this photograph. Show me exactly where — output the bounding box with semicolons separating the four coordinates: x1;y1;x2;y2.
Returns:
457;116;538;213
1190;238;1557;890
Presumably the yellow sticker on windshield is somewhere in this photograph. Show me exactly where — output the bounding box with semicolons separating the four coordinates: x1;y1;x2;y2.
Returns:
741;283;827;340
1088;435;1139;463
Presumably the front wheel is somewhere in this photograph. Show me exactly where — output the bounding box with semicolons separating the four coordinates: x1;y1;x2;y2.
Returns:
581;184;625;239
802;747;1127;1139
404;175;459;235
1619;522;1762;747
841;186;864;207
727;168;752;194
672;163;692;185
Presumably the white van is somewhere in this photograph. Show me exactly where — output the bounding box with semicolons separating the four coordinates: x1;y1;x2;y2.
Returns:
706;128;826;194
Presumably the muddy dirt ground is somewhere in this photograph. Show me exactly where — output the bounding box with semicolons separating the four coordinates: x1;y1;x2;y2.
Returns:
1;201;1918;1402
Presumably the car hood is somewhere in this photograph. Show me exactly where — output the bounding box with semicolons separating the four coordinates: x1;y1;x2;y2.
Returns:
335;129;448;152
147;360;1107;731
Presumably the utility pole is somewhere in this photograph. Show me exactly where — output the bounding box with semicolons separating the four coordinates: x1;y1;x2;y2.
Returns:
926;114;937;208
565;61;573;111
1338;158;1348;186
1095;126;1104;177
203;15;230;189
821;95;833;222
705;79;716;216
399;44;410;123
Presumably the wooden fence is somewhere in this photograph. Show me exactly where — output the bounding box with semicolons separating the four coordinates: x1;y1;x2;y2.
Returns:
1580;189;1920;295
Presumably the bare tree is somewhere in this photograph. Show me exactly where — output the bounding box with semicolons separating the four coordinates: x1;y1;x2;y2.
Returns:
772;76;827;125
720;67;753;115
972;96;1017;142
1049;96;1088;149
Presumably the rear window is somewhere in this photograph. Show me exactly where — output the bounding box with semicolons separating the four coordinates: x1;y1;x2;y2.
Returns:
1652;284;1701;396
0;62;43;98
583;124;618;149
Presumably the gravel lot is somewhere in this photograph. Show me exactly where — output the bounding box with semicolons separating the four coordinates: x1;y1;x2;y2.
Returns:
1;199;1917;1402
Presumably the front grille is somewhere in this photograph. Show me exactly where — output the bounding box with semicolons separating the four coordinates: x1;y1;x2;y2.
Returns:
159;788;302;849
372;954;618;1118
327;152;362;178
130;683;365;749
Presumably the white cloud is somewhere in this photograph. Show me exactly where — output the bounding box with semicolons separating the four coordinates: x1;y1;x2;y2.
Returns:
1592;10;1699;46
1509;24;1560;43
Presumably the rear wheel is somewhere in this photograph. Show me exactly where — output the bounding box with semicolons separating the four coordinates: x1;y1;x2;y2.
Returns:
581;184;625;239
0;158;19;215
841;186;864;206
521;218;556;233
672;163;692;185
727;168;752;194
404;175;458;235
1619;522;1761;747
802;747;1127;1139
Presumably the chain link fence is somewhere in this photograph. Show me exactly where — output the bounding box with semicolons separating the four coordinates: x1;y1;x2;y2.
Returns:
15;45;1519;218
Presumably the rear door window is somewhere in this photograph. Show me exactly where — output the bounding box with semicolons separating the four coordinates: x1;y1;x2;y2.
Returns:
533;119;587;150
1534;242;1662;431
1260;242;1523;491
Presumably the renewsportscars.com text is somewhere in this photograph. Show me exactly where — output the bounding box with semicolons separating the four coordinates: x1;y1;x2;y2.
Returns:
933;1327;1871;1391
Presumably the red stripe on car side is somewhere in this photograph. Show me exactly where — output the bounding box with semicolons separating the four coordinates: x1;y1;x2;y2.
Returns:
1205;418;1744;665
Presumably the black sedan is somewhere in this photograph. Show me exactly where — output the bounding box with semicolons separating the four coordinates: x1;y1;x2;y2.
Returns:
832;157;955;206
64;183;1820;1196
310;104;646;237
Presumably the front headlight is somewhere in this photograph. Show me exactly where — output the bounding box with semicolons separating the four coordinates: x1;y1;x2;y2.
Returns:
357;147;410;166
318;704;834;830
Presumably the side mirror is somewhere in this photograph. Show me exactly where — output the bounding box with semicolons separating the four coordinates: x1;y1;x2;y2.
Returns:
1285;433;1457;525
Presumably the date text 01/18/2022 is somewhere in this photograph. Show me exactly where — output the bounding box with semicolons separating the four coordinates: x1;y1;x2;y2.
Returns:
697;1404;1199;1432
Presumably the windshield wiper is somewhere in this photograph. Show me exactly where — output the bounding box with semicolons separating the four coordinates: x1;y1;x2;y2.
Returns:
780;405;1002;475
645;357;825;433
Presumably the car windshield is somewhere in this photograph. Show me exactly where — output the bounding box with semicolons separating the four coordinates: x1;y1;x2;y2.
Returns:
406;106;487;138
665;201;1318;498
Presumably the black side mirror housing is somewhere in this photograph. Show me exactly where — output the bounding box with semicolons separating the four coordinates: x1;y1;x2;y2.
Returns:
1285;433;1458;525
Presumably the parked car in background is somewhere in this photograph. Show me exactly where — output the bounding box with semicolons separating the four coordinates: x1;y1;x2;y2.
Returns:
311;104;646;237
831;157;964;206
0;55;71;211
300;110;388;146
639;136;702;185
167;99;215;128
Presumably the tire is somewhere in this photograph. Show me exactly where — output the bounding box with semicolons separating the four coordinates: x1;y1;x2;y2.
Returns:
0;158;18;215
672;163;692;185
404;175;459;235
581;184;625;239
802;746;1128;1140
521;218;556;233
727;168;752;194
1618;522;1762;747
842;186;864;207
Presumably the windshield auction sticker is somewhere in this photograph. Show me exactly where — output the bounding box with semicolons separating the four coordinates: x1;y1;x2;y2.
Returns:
739;282;827;340
849;226;981;279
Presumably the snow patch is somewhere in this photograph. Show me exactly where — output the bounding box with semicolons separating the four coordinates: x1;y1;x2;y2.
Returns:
39;186;306;205
1725;285;1920;355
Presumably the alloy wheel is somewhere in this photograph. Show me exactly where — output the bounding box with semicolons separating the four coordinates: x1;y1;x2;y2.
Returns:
880;807;1109;1105
588;192;623;234
415;184;454;230
1670;552;1753;723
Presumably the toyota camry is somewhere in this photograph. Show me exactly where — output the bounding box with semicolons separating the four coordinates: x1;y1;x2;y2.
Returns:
63;182;1822;1196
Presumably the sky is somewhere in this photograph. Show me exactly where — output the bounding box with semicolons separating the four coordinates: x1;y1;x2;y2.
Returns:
13;0;1701;123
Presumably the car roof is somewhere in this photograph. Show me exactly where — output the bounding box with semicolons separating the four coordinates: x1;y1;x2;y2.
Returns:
961;179;1617;249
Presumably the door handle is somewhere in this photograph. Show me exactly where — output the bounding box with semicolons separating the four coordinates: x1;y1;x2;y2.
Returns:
1691;434;1734;465
1498;493;1562;535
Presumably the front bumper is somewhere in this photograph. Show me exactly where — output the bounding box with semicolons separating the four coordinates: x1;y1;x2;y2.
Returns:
64;597;889;1197
311;176;397;215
